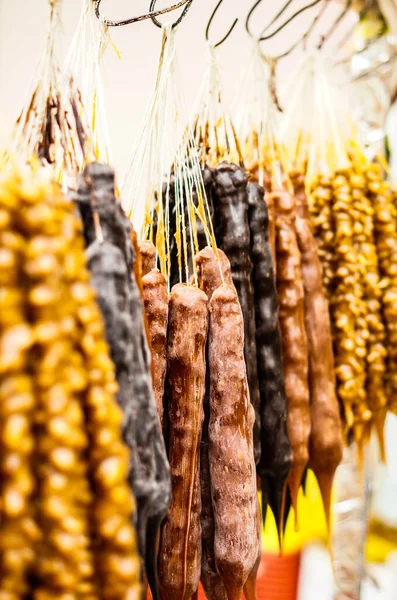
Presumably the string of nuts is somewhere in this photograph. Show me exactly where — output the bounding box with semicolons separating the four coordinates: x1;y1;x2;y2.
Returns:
0;169;141;600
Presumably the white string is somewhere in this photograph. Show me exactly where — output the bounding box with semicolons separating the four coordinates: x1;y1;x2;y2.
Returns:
232;40;284;182
122;24;209;289
192;43;241;168
11;0;62;164
61;0;113;165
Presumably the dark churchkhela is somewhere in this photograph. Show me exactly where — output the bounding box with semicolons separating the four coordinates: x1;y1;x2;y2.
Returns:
247;182;292;537
73;163;171;600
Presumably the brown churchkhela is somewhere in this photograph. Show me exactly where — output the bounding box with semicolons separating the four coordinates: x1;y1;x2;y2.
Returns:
73;164;170;600
243;499;262;600
292;175;343;531
196;247;232;600
159;284;207;600
139;240;157;277
199;407;228;600
196;247;233;297
275;190;311;525
142;269;169;427
208;284;258;600
131;230;153;383
196;248;260;600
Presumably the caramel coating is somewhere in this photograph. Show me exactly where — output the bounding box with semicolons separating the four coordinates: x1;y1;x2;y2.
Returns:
293;176;343;530
195;247;231;600
159;284;207;600
208;285;258;600
142;269;169;427
138;240;157;277
308;174;335;297
275;190;311;524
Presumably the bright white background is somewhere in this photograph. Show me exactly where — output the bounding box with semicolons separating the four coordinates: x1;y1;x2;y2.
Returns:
0;0;351;176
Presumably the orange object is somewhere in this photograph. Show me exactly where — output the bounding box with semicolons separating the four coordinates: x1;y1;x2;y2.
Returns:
148;552;301;600
255;552;301;600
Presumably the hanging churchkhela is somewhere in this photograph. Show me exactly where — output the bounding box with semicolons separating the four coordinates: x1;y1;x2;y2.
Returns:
9;0;397;597
9;1;170;595
11;0;94;183
159;283;207;600
280;51;391;461
196;247;230;600
292;171;343;531
195;246;261;600
247;182;292;534
72;163;171;599
0;165;141;599
208;284;258;600
193;45;261;471
123;19;259;600
235;41;343;529
274;190;311;527
141;266;169;429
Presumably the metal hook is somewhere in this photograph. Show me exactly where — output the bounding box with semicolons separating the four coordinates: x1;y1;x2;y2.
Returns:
278;0;330;59
246;0;324;42
149;0;194;29
318;0;352;50
260;0;324;41
94;0;191;28
246;0;263;38
205;0;238;48
246;0;295;38
249;0;296;39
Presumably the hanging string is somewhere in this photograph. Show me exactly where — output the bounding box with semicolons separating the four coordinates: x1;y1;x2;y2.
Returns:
122;21;218;289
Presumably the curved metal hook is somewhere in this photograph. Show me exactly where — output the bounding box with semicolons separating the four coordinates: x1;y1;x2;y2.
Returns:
94;0;191;28
260;0;324;41
317;0;352;50
246;0;324;42
205;0;238;48
246;0;262;38
278;0;330;58
246;0;296;38
149;0;194;29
